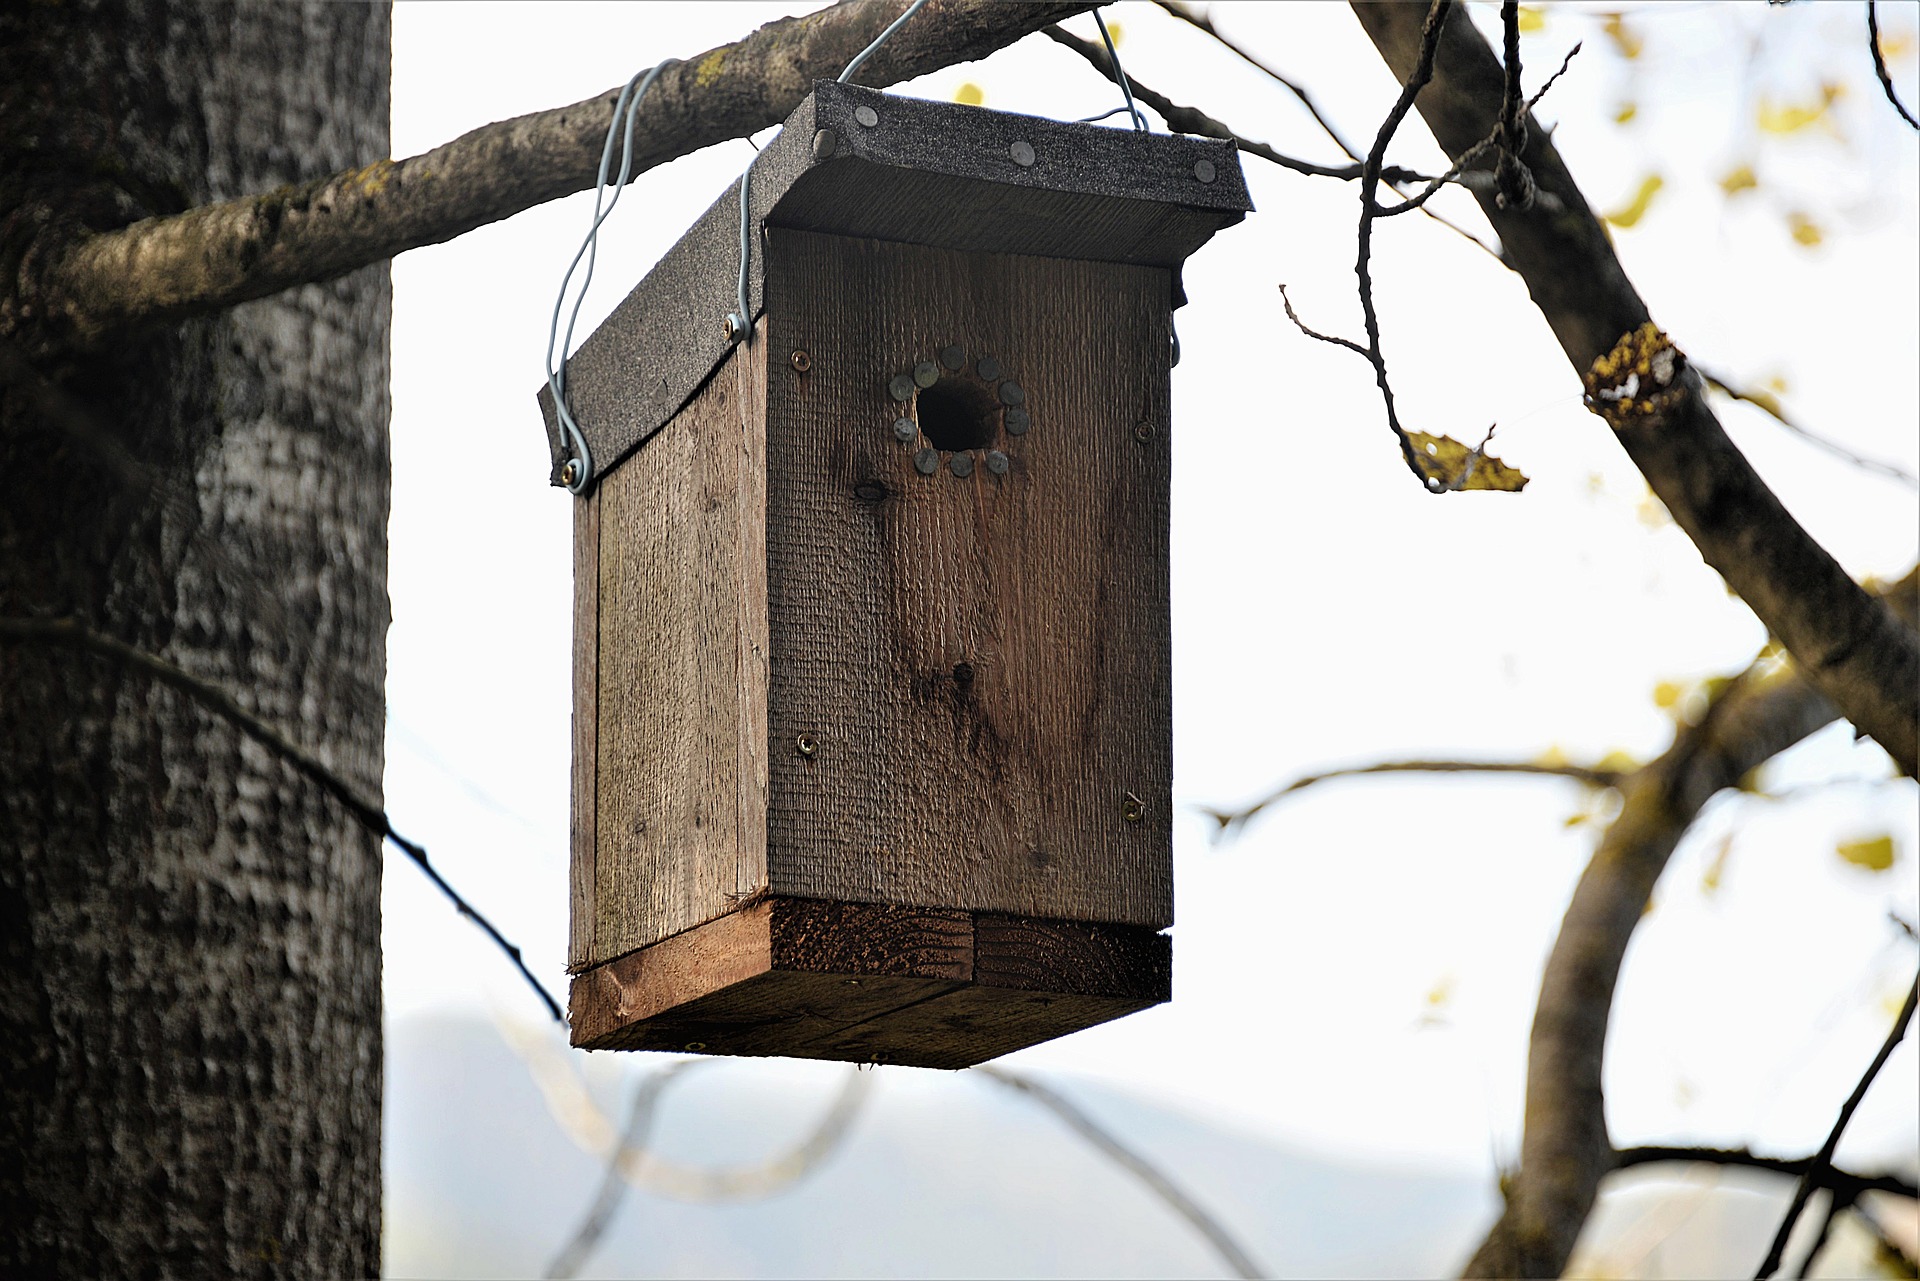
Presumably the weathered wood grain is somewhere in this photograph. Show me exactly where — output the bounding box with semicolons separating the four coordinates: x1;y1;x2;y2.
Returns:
568;486;600;972
591;333;770;963
761;229;1174;928
569;897;1169;1067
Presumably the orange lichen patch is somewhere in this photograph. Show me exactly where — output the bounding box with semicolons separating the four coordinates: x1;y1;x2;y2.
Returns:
1584;323;1691;428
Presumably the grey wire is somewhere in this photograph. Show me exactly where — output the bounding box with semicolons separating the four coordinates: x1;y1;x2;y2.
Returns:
1095;10;1148;132
545;60;672;495
724;161;753;344
838;0;930;85
1078;105;1136;124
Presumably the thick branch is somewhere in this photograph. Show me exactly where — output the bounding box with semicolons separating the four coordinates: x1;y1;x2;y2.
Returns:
1352;2;1920;779
8;0;1094;348
1462;569;1919;1278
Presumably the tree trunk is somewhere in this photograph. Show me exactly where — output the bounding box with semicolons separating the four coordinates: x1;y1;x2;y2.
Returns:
1;2;390;1274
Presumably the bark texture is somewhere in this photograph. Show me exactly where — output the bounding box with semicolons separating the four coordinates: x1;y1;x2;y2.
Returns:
0;2;390;1274
1351;1;1920;780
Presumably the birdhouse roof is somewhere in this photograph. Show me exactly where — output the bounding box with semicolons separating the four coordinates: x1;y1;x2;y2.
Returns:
538;79;1252;486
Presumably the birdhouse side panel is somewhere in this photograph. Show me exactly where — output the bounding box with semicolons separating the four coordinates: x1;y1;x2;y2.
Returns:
585;333;771;966
762;230;1173;929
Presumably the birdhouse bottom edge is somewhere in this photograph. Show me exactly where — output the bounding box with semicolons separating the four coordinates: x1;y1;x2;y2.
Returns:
567;896;1170;1070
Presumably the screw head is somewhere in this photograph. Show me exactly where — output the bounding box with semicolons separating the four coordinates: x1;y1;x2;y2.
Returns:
790;349;812;373
950;453;974;478
1009;140;1036;167
889;374;916;402
1005;407;1030;436
1194;158;1217;183
559;459;579;488
1122;791;1146;824
939;345;966;371
913;361;939;389
683;1041;707;1052
1133;421;1153;443
893;417;918;443
985;450;1009;475
812;128;838;160
915;448;939;475
854;105;879;128
795;733;819;758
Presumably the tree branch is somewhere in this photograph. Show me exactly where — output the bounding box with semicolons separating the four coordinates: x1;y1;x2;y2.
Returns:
7;0;1096;350
977;1066;1266;1280
1614;1146;1918;1201
1460;568;1919;1278
0;614;565;1025
1869;1;1920;130
1697;365;1920;489
1205;757;1626;836
1351;0;1920;780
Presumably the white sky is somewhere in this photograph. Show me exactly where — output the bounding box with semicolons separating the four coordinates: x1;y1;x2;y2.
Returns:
383;1;1919;1181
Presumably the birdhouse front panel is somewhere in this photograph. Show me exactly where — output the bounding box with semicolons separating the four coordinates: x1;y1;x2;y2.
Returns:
543;82;1249;1068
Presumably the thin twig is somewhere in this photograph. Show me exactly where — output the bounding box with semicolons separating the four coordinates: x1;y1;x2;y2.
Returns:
1791;1190;1853;1280
545;1061;699;1279
1613;1146;1918;1200
1754;969;1920;1278
1153;0;1364;161
1206;757;1626;835
1699;366;1919;488
1869;1;1920;130
0;614;565;1025
1492;2;1537;210
1276;283;1369;356
977;1067;1266;1280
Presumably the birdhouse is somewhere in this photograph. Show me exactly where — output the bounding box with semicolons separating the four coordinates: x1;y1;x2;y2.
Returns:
539;81;1248;1069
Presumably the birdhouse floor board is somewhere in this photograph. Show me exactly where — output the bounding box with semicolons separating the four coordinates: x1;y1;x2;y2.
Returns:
568;896;1169;1069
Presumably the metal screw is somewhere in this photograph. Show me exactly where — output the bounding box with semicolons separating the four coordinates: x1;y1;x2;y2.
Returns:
977;355;1001;381
950;453;975;478
893;417;918;443
1133;421;1152;443
915;448;939;475
795;733;819;758
854;105;879;128
985;450;1009;475
812;128;838;160
998;380;1024;406
913;361;939;389
940;345;966;371
1194;158;1217;183
1005;407;1030;436
683;1041;707;1052
724;313;746;342
1009;140;1036;167
790;349;812;373
1122;791;1146;824
559;460;579;488
889;374;916;402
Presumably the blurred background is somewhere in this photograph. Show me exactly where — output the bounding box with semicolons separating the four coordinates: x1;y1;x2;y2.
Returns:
381;3;1920;1275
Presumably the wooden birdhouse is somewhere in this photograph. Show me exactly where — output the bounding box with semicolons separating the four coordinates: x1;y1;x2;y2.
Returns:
539;82;1249;1069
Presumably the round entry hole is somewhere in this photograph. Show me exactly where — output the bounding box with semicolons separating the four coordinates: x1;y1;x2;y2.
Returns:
915;377;1000;452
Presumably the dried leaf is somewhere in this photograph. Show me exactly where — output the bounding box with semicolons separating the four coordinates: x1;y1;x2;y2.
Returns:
1601;12;1643;59
1595;750;1640;775
1718;164;1759;196
1836;834;1896;872
1787;211;1824;247
1613;101;1639;125
1406;432;1528;491
1518;6;1547;34
952;82;985;107
1105;19;1124;45
1652;680;1685;710
1603;174;1664;228
1757;83;1842;134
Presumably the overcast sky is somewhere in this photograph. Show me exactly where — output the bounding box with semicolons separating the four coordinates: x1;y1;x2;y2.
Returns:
381;0;1919;1185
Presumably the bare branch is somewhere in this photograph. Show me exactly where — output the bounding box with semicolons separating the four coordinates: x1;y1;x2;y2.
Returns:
1458;567;1919;1277
1755;970;1920;1278
546;1061;698;1280
1870;1;1920;130
1275;283;1370;357
1205;756;1625;836
977;1067;1266;1280
1352;0;1920;778
1614;1146;1919;1201
0;614;565;1025
9;0;1097;349
1153;0;1364;161
1699;366;1920;489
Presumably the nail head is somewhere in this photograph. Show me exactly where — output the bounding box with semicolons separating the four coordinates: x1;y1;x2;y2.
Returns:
985;450;1009;475
812;128;838;160
915;448;940;475
1133;421;1152;442
950;453;975;478
790;349;812;373
795;733;819;758
1005;407;1030;435
889;374;916;402
977;355;1001;381
939;345;966;371
1194;158;1217;183
893;417;918;442
913;361;939;389
854;105;879;128
1009;140;1036;167
998;380;1024;406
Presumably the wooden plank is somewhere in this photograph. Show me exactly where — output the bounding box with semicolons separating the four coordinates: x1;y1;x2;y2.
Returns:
592;337;770;963
567;485;600;972
762;230;1174;928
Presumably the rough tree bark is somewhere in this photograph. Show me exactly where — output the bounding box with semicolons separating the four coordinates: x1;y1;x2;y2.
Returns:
0;2;390;1273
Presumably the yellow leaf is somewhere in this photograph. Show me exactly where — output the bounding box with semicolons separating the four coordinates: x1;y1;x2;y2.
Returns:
1518;6;1547;34
1613;101;1638;125
1877;28;1913;63
1602;13;1643;60
1718;164;1758;196
1565;810;1591;828
952;82;985;107
1603;174;1664;228
1836;835;1896;872
1536;744;1570;768
1652;680;1684;709
1758;83;1842;134
1787;211;1824;247
1405;431;1529;491
1764;374;1790;394
1105;19;1124;45
1595;749;1640;775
